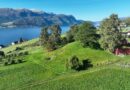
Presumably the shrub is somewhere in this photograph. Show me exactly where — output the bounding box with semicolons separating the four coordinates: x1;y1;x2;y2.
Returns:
0;51;5;57
13;53;17;57
10;60;16;64
6;55;11;58
17;59;23;63
46;39;57;51
7;58;11;62
45;57;51;60
18;52;24;56
15;47;23;51
4;61;8;66
24;51;29;55
7;51;12;54
7;58;16;65
32;41;41;46
68;56;80;71
61;37;68;45
9;54;14;57
0;57;3;62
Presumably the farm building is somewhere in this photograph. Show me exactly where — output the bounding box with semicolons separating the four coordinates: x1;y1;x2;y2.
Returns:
114;48;130;55
114;39;130;55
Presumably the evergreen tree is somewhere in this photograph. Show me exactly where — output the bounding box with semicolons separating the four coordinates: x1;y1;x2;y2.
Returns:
99;14;122;52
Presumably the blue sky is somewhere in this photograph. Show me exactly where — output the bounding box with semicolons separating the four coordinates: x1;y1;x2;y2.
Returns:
0;0;130;21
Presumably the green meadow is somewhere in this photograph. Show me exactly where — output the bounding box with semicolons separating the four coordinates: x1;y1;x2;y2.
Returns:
0;39;130;90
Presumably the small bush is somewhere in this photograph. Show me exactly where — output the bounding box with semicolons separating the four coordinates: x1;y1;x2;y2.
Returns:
0;57;3;62
9;54;14;57
17;59;23;63
7;51;12;54
6;55;11;58
4;62;8;66
7;58;16;65
18;52;24;56
0;51;5;57
45;57;51;60
68;56;80;71
61;37;68;45
15;47;23;51
13;53;17;57
24;51;29;55
10;60;16;64
7;58;11;62
32;41;41;46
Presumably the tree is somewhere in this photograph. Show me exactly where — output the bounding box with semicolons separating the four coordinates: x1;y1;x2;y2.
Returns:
61;37;68;45
0;51;5;62
49;25;62;45
75;21;100;48
99;14;123;52
40;25;62;51
40;27;49;46
19;37;24;43
123;17;130;26
66;25;79;42
0;51;5;57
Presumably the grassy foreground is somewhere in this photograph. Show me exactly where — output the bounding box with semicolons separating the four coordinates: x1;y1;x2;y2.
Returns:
0;39;130;90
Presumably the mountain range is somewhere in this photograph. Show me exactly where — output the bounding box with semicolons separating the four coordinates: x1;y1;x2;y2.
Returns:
0;8;82;27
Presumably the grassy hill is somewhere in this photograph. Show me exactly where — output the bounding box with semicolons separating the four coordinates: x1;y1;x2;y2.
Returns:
1;39;130;90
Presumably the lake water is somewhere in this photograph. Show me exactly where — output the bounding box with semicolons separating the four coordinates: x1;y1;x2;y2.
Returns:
0;26;69;45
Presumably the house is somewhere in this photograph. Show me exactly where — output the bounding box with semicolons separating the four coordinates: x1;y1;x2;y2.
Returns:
114;48;130;55
113;39;130;55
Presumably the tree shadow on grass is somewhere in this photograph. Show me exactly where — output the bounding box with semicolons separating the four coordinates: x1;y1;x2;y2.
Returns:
77;59;93;71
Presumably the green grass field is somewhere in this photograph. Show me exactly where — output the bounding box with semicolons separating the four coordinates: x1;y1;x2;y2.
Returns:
0;39;130;90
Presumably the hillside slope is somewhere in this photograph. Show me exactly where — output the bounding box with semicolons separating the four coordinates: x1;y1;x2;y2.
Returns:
1;39;130;90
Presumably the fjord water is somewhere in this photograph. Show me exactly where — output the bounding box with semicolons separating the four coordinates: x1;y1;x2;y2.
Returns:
0;26;69;45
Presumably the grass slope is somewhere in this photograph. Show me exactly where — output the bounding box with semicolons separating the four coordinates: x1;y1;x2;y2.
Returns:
0;39;130;90
26;68;130;90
